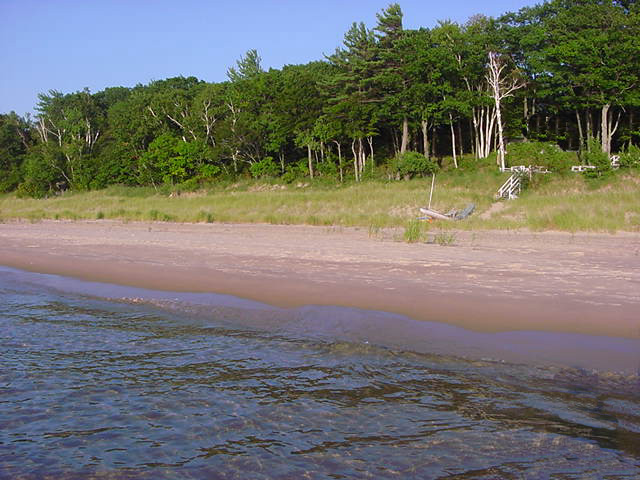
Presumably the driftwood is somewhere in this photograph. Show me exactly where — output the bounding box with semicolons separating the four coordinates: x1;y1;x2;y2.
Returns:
419;207;452;221
419;203;475;221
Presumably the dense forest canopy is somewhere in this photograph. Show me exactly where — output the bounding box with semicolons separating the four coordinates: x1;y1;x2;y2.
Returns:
1;0;639;197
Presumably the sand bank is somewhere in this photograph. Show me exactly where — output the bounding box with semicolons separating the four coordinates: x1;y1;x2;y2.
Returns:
1;220;639;339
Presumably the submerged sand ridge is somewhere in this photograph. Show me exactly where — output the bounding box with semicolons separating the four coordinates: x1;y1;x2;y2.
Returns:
0;220;639;339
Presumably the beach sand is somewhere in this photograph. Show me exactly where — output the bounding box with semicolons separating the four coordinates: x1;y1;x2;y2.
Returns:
1;220;639;339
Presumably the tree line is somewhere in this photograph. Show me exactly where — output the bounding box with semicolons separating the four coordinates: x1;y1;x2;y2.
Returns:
1;0;638;197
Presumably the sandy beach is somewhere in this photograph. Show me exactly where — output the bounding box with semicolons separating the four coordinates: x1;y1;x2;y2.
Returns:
1;220;639;340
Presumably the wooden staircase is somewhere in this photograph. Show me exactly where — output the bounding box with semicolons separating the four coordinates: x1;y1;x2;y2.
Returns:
496;172;522;200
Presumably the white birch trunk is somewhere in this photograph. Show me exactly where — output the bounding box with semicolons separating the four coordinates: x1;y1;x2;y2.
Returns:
307;144;314;179
449;112;458;168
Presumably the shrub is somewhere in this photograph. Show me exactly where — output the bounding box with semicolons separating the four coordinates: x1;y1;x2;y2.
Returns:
619;144;640;169
316;158;338;178
506;141;576;172
0;168;22;193
392;151;438;179
198;163;221;179
249;157;280;179
16;147;66;198
582;140;612;177
281;160;307;183
174;177;201;193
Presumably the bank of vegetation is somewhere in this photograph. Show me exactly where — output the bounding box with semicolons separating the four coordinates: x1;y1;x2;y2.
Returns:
0;1;639;233
1;155;638;233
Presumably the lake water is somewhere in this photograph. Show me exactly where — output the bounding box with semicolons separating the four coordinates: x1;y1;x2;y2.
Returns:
1;266;639;479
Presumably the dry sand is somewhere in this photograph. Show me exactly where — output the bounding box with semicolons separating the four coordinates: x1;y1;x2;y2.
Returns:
1;220;639;339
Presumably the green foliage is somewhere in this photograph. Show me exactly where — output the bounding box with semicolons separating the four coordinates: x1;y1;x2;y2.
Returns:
316;158;339;178
92;141;138;188
16;145;66;198
506;142;576;172
392;151;437;179
0;169;22;194
2;0;639;199
147;209;175;222
582;149;612;178
619;144;640;169
198;163;221;179
403;218;426;243
197;210;215;223
0;113;30;192
281;161;306;184
227;49;263;82
249;157;279;178
139;135;214;185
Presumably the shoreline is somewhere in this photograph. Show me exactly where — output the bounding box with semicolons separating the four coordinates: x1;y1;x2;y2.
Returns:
1;219;639;340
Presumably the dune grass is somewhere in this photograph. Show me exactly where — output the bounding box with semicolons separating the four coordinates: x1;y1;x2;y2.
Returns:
1;166;639;234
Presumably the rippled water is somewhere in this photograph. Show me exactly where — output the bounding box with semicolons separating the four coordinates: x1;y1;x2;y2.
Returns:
1;268;639;479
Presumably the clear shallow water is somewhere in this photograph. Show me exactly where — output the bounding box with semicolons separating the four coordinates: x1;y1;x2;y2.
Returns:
1;268;639;479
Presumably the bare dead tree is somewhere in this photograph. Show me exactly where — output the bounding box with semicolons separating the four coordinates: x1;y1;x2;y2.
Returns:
486;51;525;170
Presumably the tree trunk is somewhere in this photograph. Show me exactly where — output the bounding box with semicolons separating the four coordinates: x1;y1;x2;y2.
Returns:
523;96;533;139
449;112;458;168
601;104;620;155
472;107;480;159
421;119;429;158
457;121;463;155
486;107;496;159
391;129;399;156
307;144;314;179
358;137;365;177
232;152;238;174
431;127;437;159
334;140;343;183
351;139;359;182
495;98;506;170
479;107;486;158
601;104;610;154
576;110;584;151
400;116;409;154
469;118;476;158
586;110;593;151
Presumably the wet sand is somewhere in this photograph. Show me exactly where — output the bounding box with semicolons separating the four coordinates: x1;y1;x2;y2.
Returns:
1;220;639;339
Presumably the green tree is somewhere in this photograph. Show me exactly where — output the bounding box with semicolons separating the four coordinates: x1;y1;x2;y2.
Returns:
0;112;31;192
33;88;104;190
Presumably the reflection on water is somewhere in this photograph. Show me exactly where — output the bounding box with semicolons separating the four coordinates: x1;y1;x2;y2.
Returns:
1;269;639;479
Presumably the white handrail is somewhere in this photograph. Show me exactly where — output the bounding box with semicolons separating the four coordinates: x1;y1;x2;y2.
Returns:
497;173;521;199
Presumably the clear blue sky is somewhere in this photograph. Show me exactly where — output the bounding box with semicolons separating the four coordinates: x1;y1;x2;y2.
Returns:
1;0;539;116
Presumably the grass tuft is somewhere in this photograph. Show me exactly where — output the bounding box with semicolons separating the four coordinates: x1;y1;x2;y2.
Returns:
403;219;425;243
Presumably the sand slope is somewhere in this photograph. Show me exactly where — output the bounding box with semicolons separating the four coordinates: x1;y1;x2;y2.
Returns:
1;220;639;338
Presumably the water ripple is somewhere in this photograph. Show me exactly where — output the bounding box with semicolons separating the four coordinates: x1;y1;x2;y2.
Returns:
0;271;639;479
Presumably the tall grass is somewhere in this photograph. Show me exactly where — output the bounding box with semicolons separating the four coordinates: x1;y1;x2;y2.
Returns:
1;166;638;233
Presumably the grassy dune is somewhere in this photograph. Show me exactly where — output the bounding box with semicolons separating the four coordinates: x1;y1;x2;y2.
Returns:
1;167;639;234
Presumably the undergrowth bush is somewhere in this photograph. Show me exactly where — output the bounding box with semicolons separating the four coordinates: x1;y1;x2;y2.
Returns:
392;151;438;179
250;157;280;179
506;141;576;172
582;140;612;178
619;144;640;169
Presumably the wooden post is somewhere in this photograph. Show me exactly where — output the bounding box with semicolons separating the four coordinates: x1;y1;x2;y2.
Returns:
428;174;435;209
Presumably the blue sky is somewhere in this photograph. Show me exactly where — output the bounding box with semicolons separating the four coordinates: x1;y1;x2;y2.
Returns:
1;0;539;116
